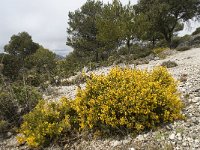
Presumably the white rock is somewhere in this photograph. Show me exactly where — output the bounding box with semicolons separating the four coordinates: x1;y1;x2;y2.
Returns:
192;97;200;103
122;139;131;144
111;141;122;147
129;148;135;150
195;139;199;144
6;132;12;138
169;133;175;140
137;135;144;141
182;142;187;147
177;133;182;141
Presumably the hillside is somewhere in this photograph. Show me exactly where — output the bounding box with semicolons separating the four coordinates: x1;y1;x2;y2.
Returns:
1;48;200;149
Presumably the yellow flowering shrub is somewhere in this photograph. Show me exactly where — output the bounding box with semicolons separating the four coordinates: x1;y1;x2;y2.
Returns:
153;47;169;59
18;66;184;148
75;67;184;133
17;97;77;148
153;47;168;54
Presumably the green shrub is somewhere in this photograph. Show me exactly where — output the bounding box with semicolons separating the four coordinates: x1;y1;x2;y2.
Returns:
75;67;184;134
0;120;10;133
129;45;152;59
117;47;130;55
17;98;78;148
0;54;22;80
152;47;169;59
12;84;42;113
191;36;200;47
155;40;168;48
0;91;18;123
24;68;49;87
171;36;191;49
0;84;42;133
171;37;182;49
153;47;168;54
192;27;200;35
161;61;178;68
176;46;190;51
72;73;87;85
106;55;123;66
88;62;100;70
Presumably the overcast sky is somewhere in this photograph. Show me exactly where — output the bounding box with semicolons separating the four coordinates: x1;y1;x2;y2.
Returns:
0;0;137;56
0;0;199;56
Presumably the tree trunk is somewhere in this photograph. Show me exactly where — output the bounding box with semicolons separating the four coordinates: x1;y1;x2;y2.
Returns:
127;39;131;54
95;50;99;62
163;32;172;49
152;36;156;48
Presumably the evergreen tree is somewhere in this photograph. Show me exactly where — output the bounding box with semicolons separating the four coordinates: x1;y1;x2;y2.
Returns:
136;0;200;48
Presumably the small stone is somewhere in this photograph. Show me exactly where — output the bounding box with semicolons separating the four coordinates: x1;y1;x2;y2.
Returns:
6;132;12;138
122;139;130;144
182;142;187;147
129;148;135;150
166;124;173;130
154;57;159;61
192;97;200;103
111;141;122;147
177;133;182;141
143;134;148;138
64;144;70;149
195;139;199;144
137;135;144;141
169;133;175;140
194;88;200;92
187;137;193;143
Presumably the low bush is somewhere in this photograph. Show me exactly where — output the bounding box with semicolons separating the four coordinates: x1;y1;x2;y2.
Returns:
17;98;78;148
0;120;10;133
161;61;178;68
192;27;200;36
153;47;169;59
171;37;182;49
12;84;42;113
191;36;200;47
179;74;188;82
0;91;18;123
18;67;184;148
176;46;190;51
71;73;87;85
0;84;42;133
75;67;184;134
155;40;168;48
153;47;168;55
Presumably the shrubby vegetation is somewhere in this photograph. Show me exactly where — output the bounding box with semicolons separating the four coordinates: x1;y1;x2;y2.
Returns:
1;35;58;87
161;61;178;68
192;27;200;35
0;83;42;133
75;67;184;132
17;98;77;147
18;67;184;148
1;0;200;148
176;46;191;51
0;32;58;135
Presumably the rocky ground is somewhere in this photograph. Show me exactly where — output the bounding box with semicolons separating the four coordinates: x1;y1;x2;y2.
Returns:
1;48;200;150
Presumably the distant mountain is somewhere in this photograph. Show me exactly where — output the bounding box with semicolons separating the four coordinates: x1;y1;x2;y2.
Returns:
54;49;72;57
55;54;65;60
